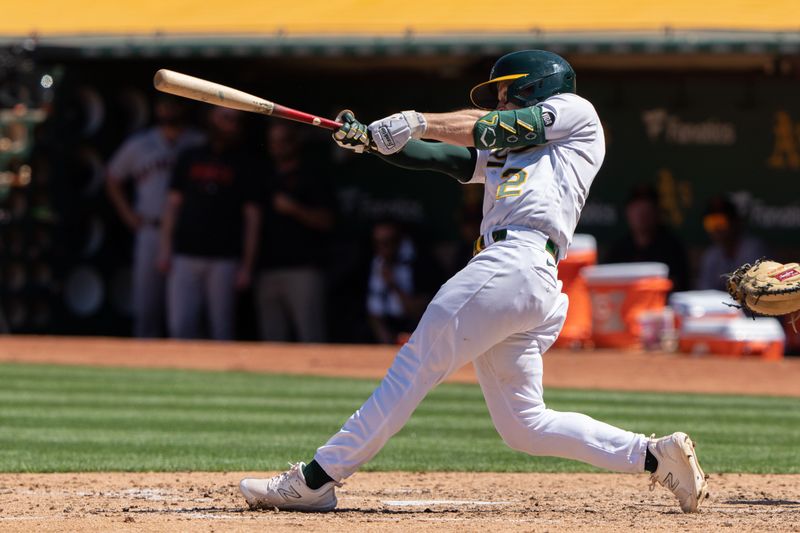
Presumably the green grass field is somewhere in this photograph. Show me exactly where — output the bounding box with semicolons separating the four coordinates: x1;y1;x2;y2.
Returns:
1;362;798;474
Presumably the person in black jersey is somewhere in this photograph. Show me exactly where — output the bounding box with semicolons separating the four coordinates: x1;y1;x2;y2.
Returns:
159;108;261;340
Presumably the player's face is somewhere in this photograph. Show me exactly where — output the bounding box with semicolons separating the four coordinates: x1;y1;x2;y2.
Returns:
496;81;520;111
155;100;185;127
703;213;734;244
626;199;658;234
373;224;400;260
210;108;243;136
267;124;299;160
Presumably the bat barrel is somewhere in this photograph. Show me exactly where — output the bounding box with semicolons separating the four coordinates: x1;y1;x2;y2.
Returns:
153;69;275;115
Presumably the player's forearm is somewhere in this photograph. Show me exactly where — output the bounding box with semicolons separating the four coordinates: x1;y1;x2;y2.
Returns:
376;140;477;183
159;194;181;256
106;179;140;230
290;204;334;232
421;109;485;146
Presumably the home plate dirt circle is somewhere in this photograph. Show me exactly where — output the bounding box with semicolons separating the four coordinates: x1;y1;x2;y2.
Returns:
1;471;798;532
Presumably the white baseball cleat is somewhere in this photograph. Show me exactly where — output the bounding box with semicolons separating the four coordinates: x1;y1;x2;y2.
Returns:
648;432;709;513
239;462;341;512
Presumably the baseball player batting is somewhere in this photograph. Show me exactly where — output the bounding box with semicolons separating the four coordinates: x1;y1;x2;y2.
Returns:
239;50;710;513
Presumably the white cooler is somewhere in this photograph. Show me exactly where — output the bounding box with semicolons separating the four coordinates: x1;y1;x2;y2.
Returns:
668;290;743;329
678;317;785;360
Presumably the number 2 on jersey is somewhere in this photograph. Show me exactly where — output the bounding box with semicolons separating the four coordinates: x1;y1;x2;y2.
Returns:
496;168;529;199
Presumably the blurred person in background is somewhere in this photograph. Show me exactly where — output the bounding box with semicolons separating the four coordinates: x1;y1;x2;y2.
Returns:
366;220;441;344
105;96;204;337
255;122;335;342
697;196;767;291
606;184;690;292
158;108;261;340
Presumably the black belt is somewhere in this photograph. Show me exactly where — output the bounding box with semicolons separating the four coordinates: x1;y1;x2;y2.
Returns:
472;229;559;261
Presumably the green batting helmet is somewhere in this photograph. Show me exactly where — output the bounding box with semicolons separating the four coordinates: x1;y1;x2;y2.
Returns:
470;50;576;110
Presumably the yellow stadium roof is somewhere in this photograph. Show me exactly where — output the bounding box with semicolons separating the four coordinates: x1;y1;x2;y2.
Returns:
3;0;800;36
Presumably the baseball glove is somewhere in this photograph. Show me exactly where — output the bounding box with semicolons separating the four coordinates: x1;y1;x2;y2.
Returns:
726;260;800;326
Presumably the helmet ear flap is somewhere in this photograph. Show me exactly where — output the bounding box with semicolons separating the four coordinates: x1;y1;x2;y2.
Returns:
509;78;542;106
511;84;536;106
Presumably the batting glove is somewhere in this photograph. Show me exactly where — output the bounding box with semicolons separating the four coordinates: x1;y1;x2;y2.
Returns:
333;110;371;153
368;111;427;155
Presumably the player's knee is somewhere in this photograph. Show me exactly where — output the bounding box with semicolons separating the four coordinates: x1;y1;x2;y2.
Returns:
494;410;550;454
498;431;532;454
499;429;553;456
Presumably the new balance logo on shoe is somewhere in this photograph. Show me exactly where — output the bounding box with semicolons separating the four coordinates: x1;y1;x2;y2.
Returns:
277;486;302;500
663;472;679;491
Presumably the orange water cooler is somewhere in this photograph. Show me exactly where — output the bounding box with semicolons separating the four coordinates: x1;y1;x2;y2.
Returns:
583;262;673;349
555;234;597;348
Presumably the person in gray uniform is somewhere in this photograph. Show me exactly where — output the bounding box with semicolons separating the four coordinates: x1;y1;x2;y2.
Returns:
106;97;204;337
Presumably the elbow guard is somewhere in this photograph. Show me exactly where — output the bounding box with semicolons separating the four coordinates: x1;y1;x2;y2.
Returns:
473;106;546;150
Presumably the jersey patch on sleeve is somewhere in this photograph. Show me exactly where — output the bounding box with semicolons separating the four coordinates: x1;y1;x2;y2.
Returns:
541;111;555;127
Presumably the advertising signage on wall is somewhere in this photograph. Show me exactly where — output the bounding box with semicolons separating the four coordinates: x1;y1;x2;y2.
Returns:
578;77;800;248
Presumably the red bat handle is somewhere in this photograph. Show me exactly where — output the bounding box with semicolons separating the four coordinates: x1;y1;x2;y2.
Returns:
272;104;343;130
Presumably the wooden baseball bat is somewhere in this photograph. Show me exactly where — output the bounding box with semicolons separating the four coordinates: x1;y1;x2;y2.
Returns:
153;69;342;130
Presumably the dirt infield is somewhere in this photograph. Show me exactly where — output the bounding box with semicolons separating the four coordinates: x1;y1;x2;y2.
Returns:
1;472;798;532
2;335;799;531
2;335;800;396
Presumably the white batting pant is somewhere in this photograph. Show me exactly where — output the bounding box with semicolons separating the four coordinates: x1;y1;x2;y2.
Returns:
314;229;649;481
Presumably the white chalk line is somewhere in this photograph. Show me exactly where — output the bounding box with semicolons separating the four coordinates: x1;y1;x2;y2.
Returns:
0;516;52;521
382;499;514;507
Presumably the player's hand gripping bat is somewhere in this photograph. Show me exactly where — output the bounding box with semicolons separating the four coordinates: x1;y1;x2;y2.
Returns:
153;69;342;130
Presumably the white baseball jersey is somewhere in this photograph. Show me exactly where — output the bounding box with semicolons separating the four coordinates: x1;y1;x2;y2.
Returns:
468;93;605;259
107;127;205;220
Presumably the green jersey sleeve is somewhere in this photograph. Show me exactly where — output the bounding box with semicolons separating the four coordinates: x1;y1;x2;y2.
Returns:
375;140;478;183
